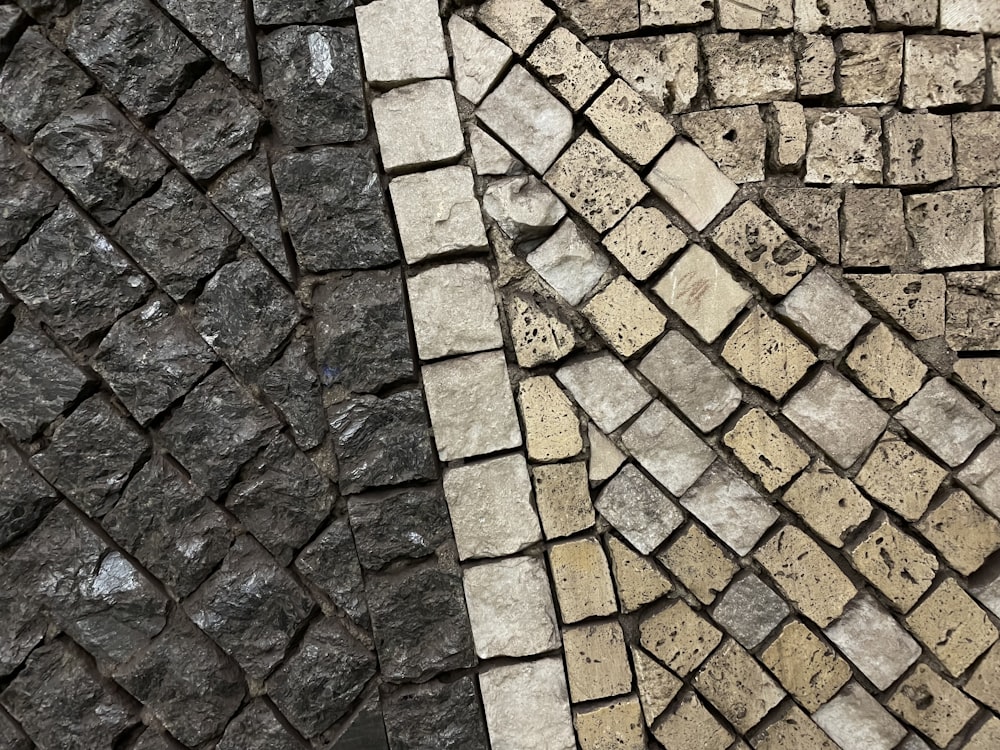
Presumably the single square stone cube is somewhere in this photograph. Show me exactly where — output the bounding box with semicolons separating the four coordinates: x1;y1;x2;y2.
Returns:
259;337;326;451
355;0;448;86
682;105;767;183
713;574;790;649
906;189;985;270
885;113;953;186
966;641;1000;714
659;523;739;604
761;621;850;711
607;535;672;613
602;206;686;281
608;35;700;113
586;79;674;166
838;32;903;104
556;352;651;433
718;0;793;28
722;307;817;400
813;683;907;750
702;34;796;106
528;27;610;111
215;701;306;750
478;659;575;750
582;276;666;358
724;408;810;492
596;464;684;555
380;678;488;750
562;621;632;703
776;268;870;350
526;219;609;306
903;35;986;108
651;692;733;750
844;325;926;406
794;0;870;30
888;664;979;748
647;140;738;231
946;271;1000;351
941;0;1000;35
640;0;713;26
640;600;723;676
692;639;785;734
372;79;464;173
917;490;1000;577
954;357;1000;411
896;377;994;467
294;519;369;629
532;462;593;539
954;112;1000;186
905;578;998;677
575;697;645;750
806;108;883;184
621;401;715;497
855;435;947;521
840;188;909;267
549;537;617;623
781;461;872;547
847;516;938;611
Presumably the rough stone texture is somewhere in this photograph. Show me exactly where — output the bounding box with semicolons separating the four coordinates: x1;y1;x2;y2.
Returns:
479;658;576;750
115;171;241;301
651;692;733;750
607;535;672;613
554;0;638;34
776;268;870;350
955;358;1000;411
682;106;767;183
583;276;666;358
761;187;841;263
632;647;682;727
839;32;903;104
713;574;790;649
422;350;522;461
484;175;566;241
349;486;451;570
312;270;412;397
659;523;738;605
702;34;796;107
794;0;870;29
903;35;986;109
896;377;994;467
844;323;926;405
533;462;593;539
526;220;609;306
813;683;907;750
722;307;817;400
295;517;369;629
847;516;938;611
640;599;723;676
556;352;651;433
622;401;715;497
824;594;921;690
646;140;738;231
477;0;555;56
958;438;1000;518
652;244;752;343
783;367;889;469
1;641;138;749
717;0;792;27
767;102;807;171
887;664;978;747
608;35;699;114
751;705;837;750
693;639;785;734
906;578;998;677
796;33;836;96
67;0;204;118
906;190;985;270
587;79;674;166
372;79;463;173
470;126;520;176
382;678;490;750
158;0;248;78
518;375;582;462
443;453;540;560
855;436;946;521
954;112;1000;187
0;134;61;260
113;615;245;746
367;562;476;683
153;69;258;181
575;697;645;750
159;368;279;498
0;442;59;548
356;0;448;86
529;26;609;112
563;621;632;703
639;331;741;433
266;617;376;737
966;641;1000;713
781;462;872;547
885;113;953;186
507;294;577;368
549;536;617;623
680;461;779;556
755;525;856;627
946;271;1000;351
464;556;559;658
450;15;512;105
724;408;809;492
259;336;326;450
0;325;87;441
328;390;437;495
602;206;686;282
871;0;935;25
0;27;91;142
761;621;851;711
544;132;648;234
849;273;945;341
596;464;684;555
216;701;301;750
588;422;627;484
104;457;232;599
260;25;366;146
805;108;883;184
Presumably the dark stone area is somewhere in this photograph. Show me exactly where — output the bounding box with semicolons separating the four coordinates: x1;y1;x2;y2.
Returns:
0;541;45;676
113;613;246;746
0;640;139;749
15;0;78;22
313;270;413;397
295;516;369;629
328;390;437;495
216;700;302;750
158;0;250;80
154;67;259;181
32;95;168;224
0;133;61;259
255;0;354;24
207;153;291;280
0;6;25;61
131;729;184;750
366;562;476;683
103;456;234;598
115;170;242;301
92;297;217;425
158;367;279;497
0;441;59;548
0;27;91;141
0;324;87;441
2;203;152;346
348;486;451;571
227;435;333;565
266;616;377;737
259;25;366;146
184;534;314;679
66;0;205;117
319;692;389;750
0;707;30;750
381;677;490;750
260;336;327;450
31;395;149;518
194;255;300;377
272;146;398;272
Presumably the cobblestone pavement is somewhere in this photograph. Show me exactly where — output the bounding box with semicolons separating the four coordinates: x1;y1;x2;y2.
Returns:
2;0;1000;747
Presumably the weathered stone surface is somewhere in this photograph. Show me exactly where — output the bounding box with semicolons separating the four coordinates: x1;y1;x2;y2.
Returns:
154;69;258;181
115;171;241;300
794;0;870;29
477;0;554;56
659;523;738;604
588;422;627;484
295;517;368;628
784;367;889;469
761;187;841;263
358;0;448;84
507;294;577;368
694;639;785;734
647;140;738;231
602;206;685;282
479;658;575;750
450;15;512;105
0;134;61;260
382;678;490;750
328;390;436;495
824;593;921;690
887;663;978;747
622;401;714;497
766;101;807;171
349;486;450;571
839;32;903;104
259;337;326;450
443;453;540;559
954;112;1000;187
906;578;998;677
896;377;993;467
533;462;593;539
781;461;871;547
158;0;248;78
652;692;733;750
575;697;645;750
544;132;648;234
632;647;682;726
640;599;722;676
216;701;301;750
596;464;684;555
528;26;608;112
682;106;766;183
885;113;953;186
159;368;279;497
966;641;1000;713
549;536;617;622
855;435;946;521
470;126;520;176
845;196;912;274
2;640;138;748
903;35;986;108
484;175;566;241
795;32;835;96
556;352;651;432
907;190;985;270
0;27;90;142
607;534;671;612
563;621;632;703
372;79;464;172
718;0;792;27
0;442;58;548
0;711;30;750
587;79;674;166
390;166;488;265
752;705;837;750
526;220;609;306
946;271;1000;350
722;307;817;400
958;437;1000;518
464;556;559;658
583;276;666;358
680;461;779;556
849;273;945;340
845;324;926;406
0;5;24;55
724;408;809;491
761;621;850;711
847;516;938;611
702;34;795;106
813;683;907;750
0;325;87;441
67;0;203;117
713;574;789;649
955;358;1000;411
518;375;582;462
805;108;882;184
553;0;637;34
967;719;1000;750
777;268;870;350
608;35;699;113
260;25;366;146
871;0;935;25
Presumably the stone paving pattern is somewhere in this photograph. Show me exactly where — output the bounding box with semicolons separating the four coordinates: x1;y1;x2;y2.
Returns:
2;0;1000;748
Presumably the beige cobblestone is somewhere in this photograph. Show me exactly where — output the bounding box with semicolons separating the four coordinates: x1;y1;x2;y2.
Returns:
478;0;555;55
549;537;618;623
582;276;666;359
639;599;722;676
632;647;682;726
602;206;686;282
652;692;733;750
965;641;1000;714
887;664;979;747
724;408;809;492
855;434;947;522
844;323;927;405
574;697;645;750
722;307;817;400
805;108;883;184
761;621;851;711
906;578;999;677
658;523;739;605
587;79;675;167
681;106;766;183
527;27;609;111
839;32;903;104
563;620;632;703
608;35;700;113
532;462;594;540
781;461;872;547
694;639;785;734
607;535;672;613
848;273;945;341
751;704;837;750
518;376;582;463
646;140;738;232
847;516;938;612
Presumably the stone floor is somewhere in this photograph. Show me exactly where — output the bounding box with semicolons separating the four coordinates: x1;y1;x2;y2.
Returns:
1;0;1000;748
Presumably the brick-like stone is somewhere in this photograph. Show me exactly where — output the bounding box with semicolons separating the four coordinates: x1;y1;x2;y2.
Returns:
651;692;733;750
855;435;946;521
966;641;1000;713
953;112;1000;187
632;647;682;726
479;658;575;750
795;33;835;96
761;621;851;711
903;35;986;108
955;358;1000;411
556;352;652;433
693;639;785;734
702;34;795;107
871;0;935;25
806;108;882;184
532;462;593;539
751;704;837;750
608;35;699;113
767;101;807;171
781;461;872;547
885;113;953;186
372;80;464;172
681;106;766;183
549;537;617;623
356;0;447;85
528;27;609;111
596;464;685;555
838;32;903;104
896;377;994;467
640;599;722;676
718;0;792;28
906;190;985;270
906;578;998;677
844;323;927;405
776;268;870;350
587;79;674;166
713;574;789;649
813;683;907;750
563;621;632;703
847;516;938;611
841;189;908;268
725;408;809;491
583;276;666;358
887;664;978;747
607;535;672;613
722;307;817;400
477;0;554;55
794;0;870;30
518;375;582;462
761;187;840;263
659;523;738;605
602;206;686;282
553;0;638;34
574;697;644;750
450;15;512;105
622;401;715;497
646;140;738;231
849;273;944;340
507;294;578;368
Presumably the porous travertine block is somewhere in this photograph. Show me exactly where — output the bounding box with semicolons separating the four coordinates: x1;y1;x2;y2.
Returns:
903;35;986;108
